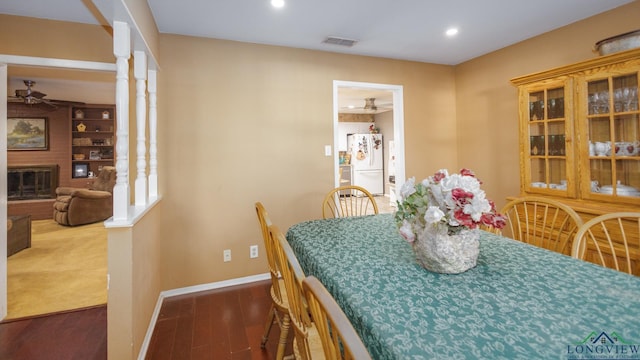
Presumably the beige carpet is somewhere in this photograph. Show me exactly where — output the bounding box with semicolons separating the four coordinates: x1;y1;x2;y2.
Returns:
6;219;107;320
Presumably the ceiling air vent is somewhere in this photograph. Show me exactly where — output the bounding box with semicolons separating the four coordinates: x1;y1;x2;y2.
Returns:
323;36;358;47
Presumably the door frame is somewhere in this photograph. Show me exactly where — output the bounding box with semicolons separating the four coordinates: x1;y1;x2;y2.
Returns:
332;80;406;196
0;54;115;320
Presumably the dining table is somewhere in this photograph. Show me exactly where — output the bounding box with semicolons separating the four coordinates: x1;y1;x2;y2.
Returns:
285;213;640;360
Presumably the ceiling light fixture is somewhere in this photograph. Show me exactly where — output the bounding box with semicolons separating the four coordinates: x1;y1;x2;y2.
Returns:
364;98;377;111
271;0;285;8
445;27;459;37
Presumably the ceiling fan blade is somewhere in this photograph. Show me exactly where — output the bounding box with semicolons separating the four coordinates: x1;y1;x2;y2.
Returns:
14;89;46;100
11;80;87;107
28;90;47;99
48;99;86;106
41;99;58;108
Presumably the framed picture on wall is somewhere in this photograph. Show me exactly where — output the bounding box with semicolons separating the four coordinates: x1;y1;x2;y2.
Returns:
7;117;48;150
89;150;101;160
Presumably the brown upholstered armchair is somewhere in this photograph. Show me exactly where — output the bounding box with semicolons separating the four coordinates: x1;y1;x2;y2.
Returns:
53;166;116;226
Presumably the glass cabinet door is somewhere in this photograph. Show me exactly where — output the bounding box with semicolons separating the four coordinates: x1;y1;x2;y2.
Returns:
523;81;573;196
582;72;640;203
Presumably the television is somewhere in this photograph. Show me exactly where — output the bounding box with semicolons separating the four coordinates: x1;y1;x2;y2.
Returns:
73;163;89;178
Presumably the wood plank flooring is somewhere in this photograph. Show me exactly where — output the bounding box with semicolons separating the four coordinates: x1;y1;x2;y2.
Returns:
145;279;291;360
0;280;289;360
0;305;107;360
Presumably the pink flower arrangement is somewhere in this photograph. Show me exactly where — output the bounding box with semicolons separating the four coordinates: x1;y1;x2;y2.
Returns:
395;168;506;242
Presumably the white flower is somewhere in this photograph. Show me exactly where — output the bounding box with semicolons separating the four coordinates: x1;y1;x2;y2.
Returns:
436;169;449;177
398;220;416;243
459;175;481;193
426;183;445;208
438;175;458;192
423;206;445;225
395;169;505;236
398;177;416;201
464;192;491;221
447;216;461;227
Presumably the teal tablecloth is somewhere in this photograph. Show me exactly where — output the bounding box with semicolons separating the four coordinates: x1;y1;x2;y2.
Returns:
286;214;640;360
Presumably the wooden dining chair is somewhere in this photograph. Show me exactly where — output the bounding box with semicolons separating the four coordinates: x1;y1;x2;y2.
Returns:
255;202;291;360
499;196;583;255
269;225;325;360
302;276;372;360
572;212;640;276
322;185;379;219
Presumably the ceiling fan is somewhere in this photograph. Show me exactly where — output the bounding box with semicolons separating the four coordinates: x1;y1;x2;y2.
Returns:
340;97;393;114
8;80;83;108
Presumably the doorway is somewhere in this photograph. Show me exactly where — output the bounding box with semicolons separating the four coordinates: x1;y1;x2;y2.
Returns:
333;80;406;213
1;55;115;320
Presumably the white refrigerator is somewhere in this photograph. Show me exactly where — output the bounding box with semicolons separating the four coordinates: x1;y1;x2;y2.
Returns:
347;133;384;195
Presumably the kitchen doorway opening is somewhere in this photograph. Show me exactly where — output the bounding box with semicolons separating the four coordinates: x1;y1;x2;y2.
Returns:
333;80;405;213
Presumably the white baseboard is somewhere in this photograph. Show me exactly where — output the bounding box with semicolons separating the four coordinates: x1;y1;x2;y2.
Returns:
138;273;270;359
159;273;270;298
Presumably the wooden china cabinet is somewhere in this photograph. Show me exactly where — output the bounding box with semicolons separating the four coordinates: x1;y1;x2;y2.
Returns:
510;48;640;221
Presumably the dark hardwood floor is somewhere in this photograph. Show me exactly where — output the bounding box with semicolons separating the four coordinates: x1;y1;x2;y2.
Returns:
0;305;107;360
0;279;290;360
146;279;291;360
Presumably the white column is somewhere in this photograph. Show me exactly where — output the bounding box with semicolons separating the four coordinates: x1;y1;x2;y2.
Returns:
134;51;148;206
148;69;158;199
112;21;131;220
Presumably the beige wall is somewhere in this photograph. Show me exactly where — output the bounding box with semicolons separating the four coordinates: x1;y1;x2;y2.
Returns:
157;35;457;289
107;203;163;359
455;1;640;210
0;15;113;61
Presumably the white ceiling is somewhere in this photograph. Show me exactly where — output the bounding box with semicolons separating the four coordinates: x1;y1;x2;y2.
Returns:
0;0;634;65
1;0;635;106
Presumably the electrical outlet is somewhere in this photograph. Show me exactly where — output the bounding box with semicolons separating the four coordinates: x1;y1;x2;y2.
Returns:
223;249;231;262
250;245;258;259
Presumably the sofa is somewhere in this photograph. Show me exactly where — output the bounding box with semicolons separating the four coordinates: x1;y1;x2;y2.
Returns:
53;166;116;226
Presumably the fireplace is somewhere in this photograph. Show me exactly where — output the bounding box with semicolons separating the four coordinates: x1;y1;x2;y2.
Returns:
8;165;59;200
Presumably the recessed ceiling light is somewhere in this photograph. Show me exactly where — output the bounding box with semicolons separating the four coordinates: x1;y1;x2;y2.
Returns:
445;28;459;37
271;0;285;8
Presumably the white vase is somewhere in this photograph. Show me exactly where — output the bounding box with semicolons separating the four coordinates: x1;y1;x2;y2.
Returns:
412;225;480;274
594;141;610;156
